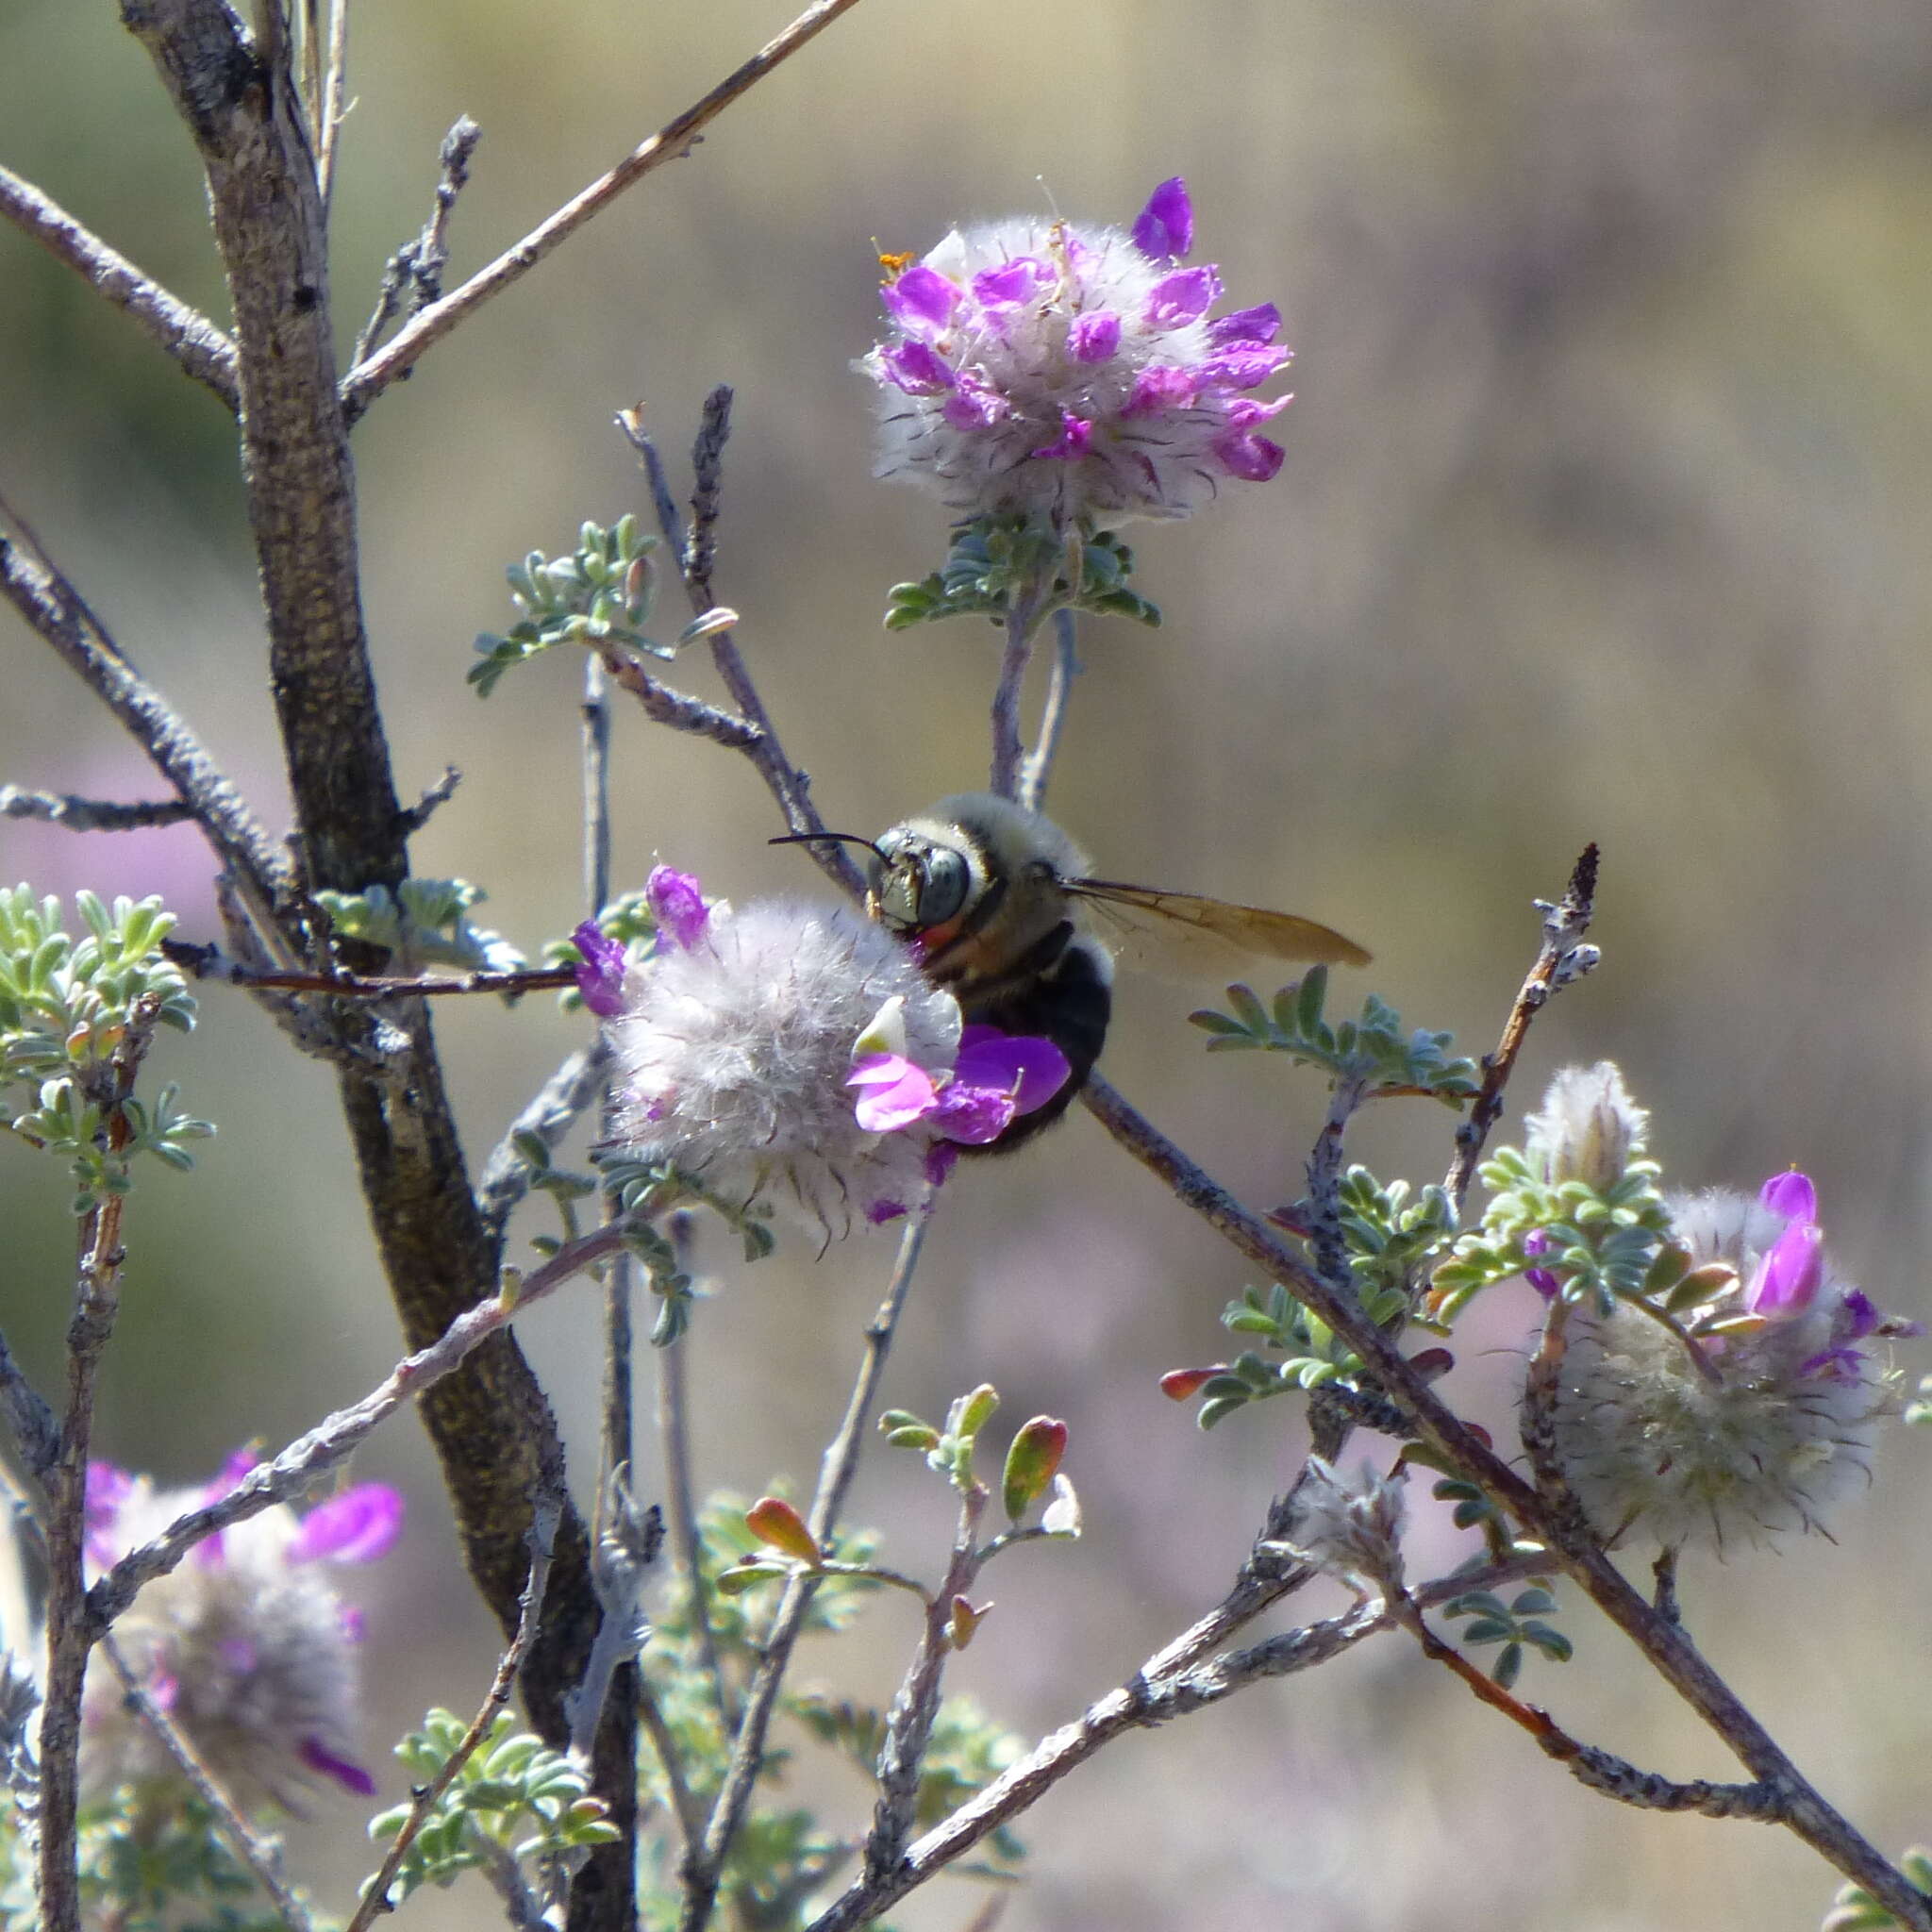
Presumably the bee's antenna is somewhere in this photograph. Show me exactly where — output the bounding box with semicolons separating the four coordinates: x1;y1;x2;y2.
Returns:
770;830;888;863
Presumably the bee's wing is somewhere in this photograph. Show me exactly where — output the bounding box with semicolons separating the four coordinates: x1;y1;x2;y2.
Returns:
1064;877;1372;983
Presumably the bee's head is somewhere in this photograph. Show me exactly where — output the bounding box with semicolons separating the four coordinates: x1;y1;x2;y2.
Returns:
868;823;973;936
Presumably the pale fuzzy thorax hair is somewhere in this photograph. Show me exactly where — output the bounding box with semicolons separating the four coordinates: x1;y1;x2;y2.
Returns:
920;792;1091;883
608;897;963;1236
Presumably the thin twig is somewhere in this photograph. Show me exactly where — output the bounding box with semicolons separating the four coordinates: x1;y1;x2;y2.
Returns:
340;0;870;418
581;635;642;1878
809;1600;1383;1932
394;763;461;836
600;650;764;751
627;409;688;558
161;943;576;1000
0;163;240;411
656;1299;731;1735
98;1633;317;1932
350;118;482;368
681;1219;928;1932
1445;843;1599;1211
1078;1070;1932;1932
685;386;732;599
1017;609;1081;813
475;1041;611;1243
804;1553;1555;1931
613;406;865;901
87;1223;630;1637
347;1479;565;1932
988;588;1044;801
0;517;287;916
638;1675;707;1856
809;1217;928;1542
865;1478;981;1882
0;1329;58;1479
0;786;198;833
37;1007;156;1932
317;0;351;214
571;1474;661;1763
475;1838;550;1932
584;655;614;923
1393;1594;1780;1817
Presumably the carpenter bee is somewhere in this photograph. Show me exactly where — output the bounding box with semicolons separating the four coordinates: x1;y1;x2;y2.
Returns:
781;792;1370;1148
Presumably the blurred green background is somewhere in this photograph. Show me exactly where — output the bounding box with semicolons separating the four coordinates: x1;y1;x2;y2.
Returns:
4;0;1930;1924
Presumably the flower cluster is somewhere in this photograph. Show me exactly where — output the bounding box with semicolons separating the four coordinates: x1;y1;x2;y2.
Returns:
860;176;1292;527
81;1452;403;1809
589;872;1069;1235
1543;1167;1909;1551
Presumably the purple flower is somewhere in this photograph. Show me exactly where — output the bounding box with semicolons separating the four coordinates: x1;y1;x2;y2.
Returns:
973;257;1053;308
954;1026;1072;1115
1208;303;1282;346
848;1053;941;1132
84;1461;134;1570
860;177;1295;527
1759;1169;1818;1222
1143;266;1221;332
848;1025;1072;1157
1068;311;1122;363
1522;1229;1560;1301
76;1452;403;1812
287;1484;406;1566
1746;1217;1824;1321
884;263;961;332
646;866;710;951
300;1735;377;1798
1130;176;1194;259
879;339;957;396
573;919;629;1018
1031;412;1094;461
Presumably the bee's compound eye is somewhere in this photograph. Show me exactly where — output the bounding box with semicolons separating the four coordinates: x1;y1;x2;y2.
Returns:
913;844;970;925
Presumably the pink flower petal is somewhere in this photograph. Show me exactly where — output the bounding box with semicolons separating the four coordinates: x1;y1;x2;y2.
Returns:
1746;1219;1824;1320
883;264;961;332
1758;1170;1818;1223
848;1054;940;1132
1131;176;1194;259
288;1485;406;1566
645;868;709;950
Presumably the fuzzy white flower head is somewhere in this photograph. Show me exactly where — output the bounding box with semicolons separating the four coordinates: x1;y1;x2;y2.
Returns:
80;1454;402;1809
608;891;966;1237
860;177;1291;528
1543;1174;1906;1551
1523;1061;1650;1192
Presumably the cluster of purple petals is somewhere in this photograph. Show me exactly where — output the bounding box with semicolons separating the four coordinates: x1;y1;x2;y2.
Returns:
574;865;712;1018
850;1025;1072;1219
1747;1170;1913;1380
868;176;1293;516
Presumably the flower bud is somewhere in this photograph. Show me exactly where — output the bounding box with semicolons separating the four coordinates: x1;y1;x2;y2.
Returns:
1523;1062;1649;1191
